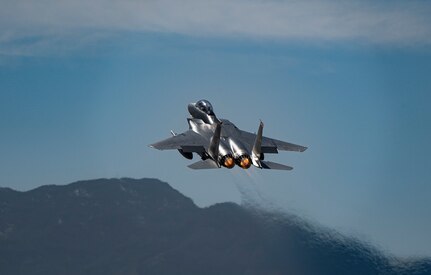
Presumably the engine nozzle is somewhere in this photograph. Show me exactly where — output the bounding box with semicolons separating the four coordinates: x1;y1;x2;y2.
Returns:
220;154;235;169
236;154;252;169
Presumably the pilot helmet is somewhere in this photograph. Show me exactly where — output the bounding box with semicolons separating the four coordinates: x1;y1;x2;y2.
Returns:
195;100;214;115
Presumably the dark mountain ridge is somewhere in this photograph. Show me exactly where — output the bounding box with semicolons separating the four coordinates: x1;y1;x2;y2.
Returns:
0;178;430;275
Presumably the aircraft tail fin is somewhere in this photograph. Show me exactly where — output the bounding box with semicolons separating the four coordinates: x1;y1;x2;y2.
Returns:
188;159;220;170
260;161;293;170
252;121;264;168
208;123;221;166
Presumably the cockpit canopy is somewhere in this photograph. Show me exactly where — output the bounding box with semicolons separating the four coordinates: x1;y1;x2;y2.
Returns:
195;100;214;115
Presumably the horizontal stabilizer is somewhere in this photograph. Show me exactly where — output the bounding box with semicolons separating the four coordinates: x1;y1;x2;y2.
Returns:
260;161;293;170
188;159;220;170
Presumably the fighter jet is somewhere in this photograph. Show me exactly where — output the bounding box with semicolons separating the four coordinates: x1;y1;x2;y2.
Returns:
149;100;307;170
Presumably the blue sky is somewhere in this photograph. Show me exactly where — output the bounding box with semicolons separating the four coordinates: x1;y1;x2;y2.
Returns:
1;1;431;258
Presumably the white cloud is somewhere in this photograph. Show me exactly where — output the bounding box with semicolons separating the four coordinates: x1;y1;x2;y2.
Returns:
1;0;431;55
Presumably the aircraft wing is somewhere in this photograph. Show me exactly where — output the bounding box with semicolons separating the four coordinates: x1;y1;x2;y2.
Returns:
239;130;307;153
149;130;207;153
262;136;307;152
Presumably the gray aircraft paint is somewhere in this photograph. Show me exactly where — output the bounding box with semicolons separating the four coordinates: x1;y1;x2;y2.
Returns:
150;100;307;170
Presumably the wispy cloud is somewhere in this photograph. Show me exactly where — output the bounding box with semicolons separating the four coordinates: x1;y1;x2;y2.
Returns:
1;0;431;55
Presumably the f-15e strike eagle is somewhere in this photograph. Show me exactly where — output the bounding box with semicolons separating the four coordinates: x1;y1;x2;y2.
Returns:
150;100;307;170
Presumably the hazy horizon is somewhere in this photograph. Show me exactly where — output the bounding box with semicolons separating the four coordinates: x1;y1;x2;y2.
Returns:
1;0;431;258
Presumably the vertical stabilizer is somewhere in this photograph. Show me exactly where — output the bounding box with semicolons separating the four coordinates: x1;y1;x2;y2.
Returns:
208;123;222;167
252;121;264;168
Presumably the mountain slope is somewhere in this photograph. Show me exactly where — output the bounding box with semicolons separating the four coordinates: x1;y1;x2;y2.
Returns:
0;178;429;275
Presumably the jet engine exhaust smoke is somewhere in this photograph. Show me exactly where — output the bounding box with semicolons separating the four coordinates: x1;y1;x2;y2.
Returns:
228;172;431;274
230;168;281;212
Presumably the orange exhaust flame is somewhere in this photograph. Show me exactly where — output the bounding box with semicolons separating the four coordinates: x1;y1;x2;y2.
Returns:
223;157;235;169
239;156;251;169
